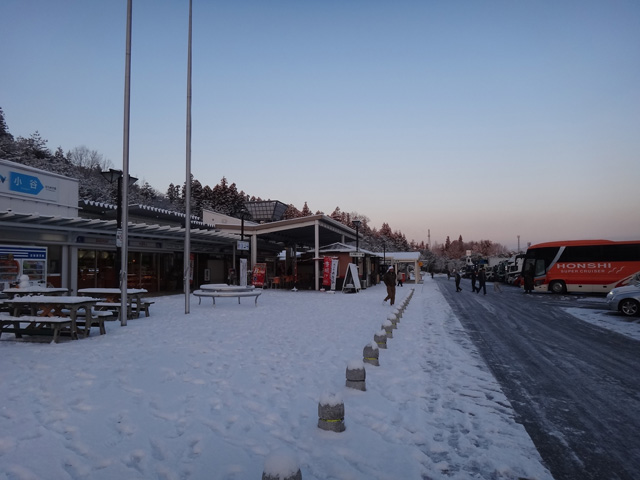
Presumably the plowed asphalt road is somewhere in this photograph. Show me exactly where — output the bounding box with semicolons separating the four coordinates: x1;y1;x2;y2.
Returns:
436;276;640;480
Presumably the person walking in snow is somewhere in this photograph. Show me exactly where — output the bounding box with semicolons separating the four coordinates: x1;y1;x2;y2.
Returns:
383;266;397;306
523;265;535;294
477;266;487;295
470;267;478;292
227;268;237;286
454;269;462;292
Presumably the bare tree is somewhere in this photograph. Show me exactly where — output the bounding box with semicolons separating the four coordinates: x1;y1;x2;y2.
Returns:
67;145;111;171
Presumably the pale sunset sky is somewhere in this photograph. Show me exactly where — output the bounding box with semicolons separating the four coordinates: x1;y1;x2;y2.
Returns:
2;0;639;250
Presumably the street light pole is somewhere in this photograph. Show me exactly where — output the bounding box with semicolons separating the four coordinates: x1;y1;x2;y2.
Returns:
120;0;133;326
352;219;361;264
383;241;386;268
101;168;137;323
239;208;248;286
115;174;123;278
352;219;361;286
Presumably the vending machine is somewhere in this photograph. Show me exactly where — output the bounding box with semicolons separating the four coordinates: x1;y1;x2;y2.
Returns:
0;245;48;290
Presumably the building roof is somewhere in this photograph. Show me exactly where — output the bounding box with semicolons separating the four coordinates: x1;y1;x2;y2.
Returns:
81;200;213;229
217;214;360;249
245;200;289;223
382;251;421;262
0;210;239;252
318;242;379;256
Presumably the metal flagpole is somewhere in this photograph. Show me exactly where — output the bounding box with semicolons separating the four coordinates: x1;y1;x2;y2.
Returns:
184;0;192;314
120;0;133;326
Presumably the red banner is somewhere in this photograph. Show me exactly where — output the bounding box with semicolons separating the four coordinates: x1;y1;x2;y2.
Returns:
322;257;332;286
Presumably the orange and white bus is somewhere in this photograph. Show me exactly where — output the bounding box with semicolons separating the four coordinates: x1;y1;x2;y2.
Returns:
521;239;640;294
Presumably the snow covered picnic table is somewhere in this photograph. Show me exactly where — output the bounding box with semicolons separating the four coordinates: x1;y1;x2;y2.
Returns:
0;295;104;341
77;288;151;318
0;314;74;343
2;286;69;298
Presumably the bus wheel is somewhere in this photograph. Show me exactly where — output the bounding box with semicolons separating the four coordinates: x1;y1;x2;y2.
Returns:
549;281;566;294
619;299;640;317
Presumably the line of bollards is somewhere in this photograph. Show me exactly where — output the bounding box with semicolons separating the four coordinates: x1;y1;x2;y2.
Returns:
262;289;415;479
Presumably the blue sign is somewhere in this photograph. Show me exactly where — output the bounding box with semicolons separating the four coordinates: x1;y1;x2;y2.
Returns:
10;172;44;195
0;245;47;260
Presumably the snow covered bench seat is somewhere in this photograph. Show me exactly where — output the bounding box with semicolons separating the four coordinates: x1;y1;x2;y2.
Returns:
93;301;132;319
92;300;153;319
132;299;154;317
75;310;112;335
193;289;262;307
57;308;112;336
0;315;75;343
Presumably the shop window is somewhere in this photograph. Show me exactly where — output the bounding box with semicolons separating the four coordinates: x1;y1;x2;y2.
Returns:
78;249;98;288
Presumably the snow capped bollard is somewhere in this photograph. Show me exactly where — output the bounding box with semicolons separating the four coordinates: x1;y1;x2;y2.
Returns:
262;449;302;480
317;392;345;432
387;313;398;327
382;319;394;338
345;359;366;391
363;342;379;366
374;329;387;349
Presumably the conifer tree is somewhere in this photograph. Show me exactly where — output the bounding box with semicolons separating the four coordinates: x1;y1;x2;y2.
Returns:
300;202;312;216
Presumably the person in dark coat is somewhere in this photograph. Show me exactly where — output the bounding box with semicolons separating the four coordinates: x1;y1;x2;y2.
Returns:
454;269;462;292
477;266;487;295
470;267;478;292
523;265;535;294
228;268;237;286
383;266;397;306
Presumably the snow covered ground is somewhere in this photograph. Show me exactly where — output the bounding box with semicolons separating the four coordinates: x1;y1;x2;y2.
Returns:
3;278;632;480
564;297;640;341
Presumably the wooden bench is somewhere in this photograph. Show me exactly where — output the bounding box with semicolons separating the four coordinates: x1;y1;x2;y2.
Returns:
0;315;75;343
93;300;153;319
132;300;154;317
74;310;112;336
193;289;262;306
94;301;124;317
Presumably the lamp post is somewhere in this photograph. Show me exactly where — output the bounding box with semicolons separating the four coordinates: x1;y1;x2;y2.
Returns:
238;207;249;286
353;219;362;287
240;208;248;242
382;240;386;269
352;219;361;265
101;168;138;289
352;219;361;286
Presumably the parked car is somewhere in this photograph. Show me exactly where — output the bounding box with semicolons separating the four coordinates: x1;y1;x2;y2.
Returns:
606;276;640;317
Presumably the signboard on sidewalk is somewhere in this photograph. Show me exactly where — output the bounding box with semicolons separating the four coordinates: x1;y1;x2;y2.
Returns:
251;263;267;287
342;263;361;293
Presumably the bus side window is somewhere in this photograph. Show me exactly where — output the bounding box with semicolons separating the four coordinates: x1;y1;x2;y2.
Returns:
535;259;546;276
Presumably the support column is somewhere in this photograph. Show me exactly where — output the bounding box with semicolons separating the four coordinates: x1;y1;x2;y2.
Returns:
251;233;258;267
69;245;78;294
